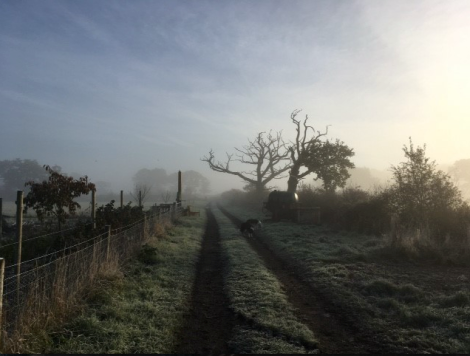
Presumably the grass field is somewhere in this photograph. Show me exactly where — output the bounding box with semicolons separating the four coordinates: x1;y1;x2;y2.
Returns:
221;202;470;353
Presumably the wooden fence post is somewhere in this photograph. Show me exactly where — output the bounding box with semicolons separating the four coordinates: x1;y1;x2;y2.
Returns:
0;257;5;352
177;170;182;203
138;190;142;208
120;190;123;209
106;225;111;261
177;201;181;216
171;202;176;221
91;190;96;229
143;214;147;241
16;191;23;306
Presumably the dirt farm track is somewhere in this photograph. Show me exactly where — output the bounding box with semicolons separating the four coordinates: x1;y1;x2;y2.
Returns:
175;205;396;353
174;203;470;354
216;205;387;354
27;202;470;354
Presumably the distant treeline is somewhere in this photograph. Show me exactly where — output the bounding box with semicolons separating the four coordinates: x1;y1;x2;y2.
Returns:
0;159;211;202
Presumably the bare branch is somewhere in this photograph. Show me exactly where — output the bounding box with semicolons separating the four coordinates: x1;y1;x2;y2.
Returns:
201;130;292;191
130;183;152;205
201;149;257;185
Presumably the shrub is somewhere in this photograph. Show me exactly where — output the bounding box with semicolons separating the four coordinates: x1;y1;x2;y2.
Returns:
95;200;144;230
24;165;95;230
296;184;391;235
219;188;269;210
389;139;469;241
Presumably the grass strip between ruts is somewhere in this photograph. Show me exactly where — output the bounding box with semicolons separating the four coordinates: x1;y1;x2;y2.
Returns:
212;204;319;354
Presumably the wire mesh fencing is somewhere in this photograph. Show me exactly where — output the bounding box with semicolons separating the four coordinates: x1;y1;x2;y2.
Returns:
0;203;184;353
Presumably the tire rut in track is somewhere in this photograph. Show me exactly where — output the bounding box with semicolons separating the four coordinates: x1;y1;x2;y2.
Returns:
218;204;386;354
173;207;235;354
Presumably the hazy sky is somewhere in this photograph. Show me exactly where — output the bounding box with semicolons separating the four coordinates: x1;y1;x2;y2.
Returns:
1;0;470;194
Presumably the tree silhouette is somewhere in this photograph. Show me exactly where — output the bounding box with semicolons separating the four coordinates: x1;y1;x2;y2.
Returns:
390;138;463;229
202;110;355;194
24;165;95;230
0;159;61;199
286;110;355;192
202;130;291;194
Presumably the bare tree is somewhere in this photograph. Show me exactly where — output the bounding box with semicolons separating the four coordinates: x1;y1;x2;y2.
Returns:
287;110;355;192
130;183;152;207
202;130;291;194
202;110;354;195
161;190;172;203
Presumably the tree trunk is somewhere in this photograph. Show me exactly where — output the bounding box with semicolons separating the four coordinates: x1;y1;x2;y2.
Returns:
255;182;264;194
287;164;301;193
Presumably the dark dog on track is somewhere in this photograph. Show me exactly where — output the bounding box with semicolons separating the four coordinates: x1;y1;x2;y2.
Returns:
240;219;263;237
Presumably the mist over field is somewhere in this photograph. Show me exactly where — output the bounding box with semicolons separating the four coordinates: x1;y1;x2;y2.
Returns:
1;0;470;198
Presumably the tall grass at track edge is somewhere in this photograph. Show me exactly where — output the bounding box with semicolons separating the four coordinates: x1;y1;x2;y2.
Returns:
42;213;206;354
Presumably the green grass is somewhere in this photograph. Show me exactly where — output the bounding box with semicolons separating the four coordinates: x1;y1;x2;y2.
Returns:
361;279;424;303
44;212;206;354
220;202;470;353
212;205;318;354
438;291;470;308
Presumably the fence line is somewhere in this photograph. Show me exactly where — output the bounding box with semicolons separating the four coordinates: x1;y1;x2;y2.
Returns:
0;222;96;250
0;202;184;353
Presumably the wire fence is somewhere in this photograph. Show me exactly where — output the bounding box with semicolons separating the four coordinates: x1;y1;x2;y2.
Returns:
0;202;184;353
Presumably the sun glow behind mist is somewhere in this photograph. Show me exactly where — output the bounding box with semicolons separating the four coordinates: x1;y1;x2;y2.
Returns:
358;0;470;165
420;19;470;159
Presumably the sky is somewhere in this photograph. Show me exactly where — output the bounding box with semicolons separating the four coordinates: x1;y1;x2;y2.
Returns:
1;0;470;194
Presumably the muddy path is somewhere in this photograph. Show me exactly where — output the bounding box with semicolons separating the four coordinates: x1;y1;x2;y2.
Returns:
218;204;391;354
173;207;236;354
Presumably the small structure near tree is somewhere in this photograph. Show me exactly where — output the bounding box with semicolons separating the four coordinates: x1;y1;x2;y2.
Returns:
263;190;320;224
